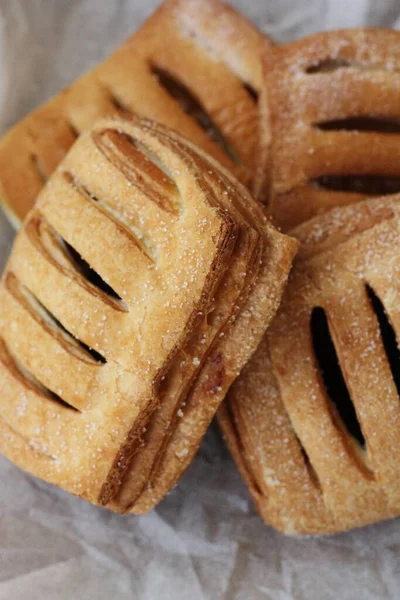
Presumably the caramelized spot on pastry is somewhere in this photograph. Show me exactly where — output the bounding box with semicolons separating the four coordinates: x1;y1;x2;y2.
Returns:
93;129;181;217
5;272;106;365
315;116;400;134
201;352;225;395
306;57;354;74
366;285;400;397
151;64;240;164
0;337;79;411
313;175;400;196
310;307;365;447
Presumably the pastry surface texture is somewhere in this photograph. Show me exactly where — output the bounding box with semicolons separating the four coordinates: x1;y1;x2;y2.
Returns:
0;0;270;227
263;29;400;231
0;116;296;512
219;196;400;535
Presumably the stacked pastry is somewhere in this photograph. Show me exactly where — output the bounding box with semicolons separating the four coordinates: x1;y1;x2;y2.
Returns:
1;0;400;536
219;28;400;534
0;117;296;511
0;0;292;514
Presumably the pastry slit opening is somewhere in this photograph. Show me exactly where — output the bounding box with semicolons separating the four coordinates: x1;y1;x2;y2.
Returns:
243;82;258;103
92;129;181;218
65;170;156;261
315;116;400;133
310;306;365;447
31;154;47;184
0;337;79;412
64;241;123;303
5;272;106;365
294;432;321;490
224;402;263;498
313;175;400;196
366;284;400;397
67;121;80;139
151;64;240;164
306;57;354;74
106;88;134;118
26;215;129;312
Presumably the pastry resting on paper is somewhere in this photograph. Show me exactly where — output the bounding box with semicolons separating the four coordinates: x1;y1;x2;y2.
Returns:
0;116;297;512
219;196;400;535
262;29;400;231
0;0;271;228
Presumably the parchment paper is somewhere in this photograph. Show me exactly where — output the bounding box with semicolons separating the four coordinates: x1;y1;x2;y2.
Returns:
1;1;400;598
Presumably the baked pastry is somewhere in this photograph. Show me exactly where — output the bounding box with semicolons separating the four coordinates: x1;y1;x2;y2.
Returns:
219;196;400;534
0;0;270;228
262;29;400;231
0;116;297;511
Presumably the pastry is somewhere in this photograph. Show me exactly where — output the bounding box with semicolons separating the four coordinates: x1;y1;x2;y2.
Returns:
219;196;400;534
262;29;400;230
0;0;270;227
126;125;297;514
0;116;297;510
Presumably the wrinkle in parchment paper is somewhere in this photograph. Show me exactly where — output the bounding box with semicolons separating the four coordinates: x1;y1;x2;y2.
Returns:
1;2;400;599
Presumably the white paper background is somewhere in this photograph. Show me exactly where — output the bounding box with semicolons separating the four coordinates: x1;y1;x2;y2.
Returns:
1;1;400;598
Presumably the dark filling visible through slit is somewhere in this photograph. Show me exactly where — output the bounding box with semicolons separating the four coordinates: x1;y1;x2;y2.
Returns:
310;306;365;447
306;57;353;74
313;175;400;196
0;338;79;411
151;65;240;164
243;82;258;103
107;90;133;118
64;241;123;303
315;116;400;133
26;215;128;312
6;273;106;365
40;296;107;364
67;122;80;139
366;285;400;396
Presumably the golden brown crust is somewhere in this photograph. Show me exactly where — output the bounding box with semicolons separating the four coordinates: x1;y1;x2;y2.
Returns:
262;29;400;230
0;117;236;503
124;125;297;513
0;116;296;511
219;195;400;535
0;0;271;226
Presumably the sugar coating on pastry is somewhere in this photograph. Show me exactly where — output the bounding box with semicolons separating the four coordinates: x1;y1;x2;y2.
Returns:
0;0;271;227
262;29;400;231
0;116;297;511
219;195;400;535
0;117;237;504
122;125;297;514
